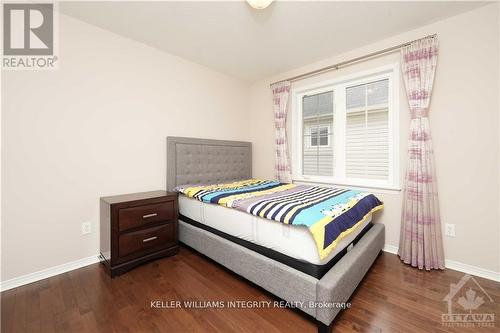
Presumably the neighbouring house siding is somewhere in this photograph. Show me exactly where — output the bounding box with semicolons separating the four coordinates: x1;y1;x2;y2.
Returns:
302;118;334;176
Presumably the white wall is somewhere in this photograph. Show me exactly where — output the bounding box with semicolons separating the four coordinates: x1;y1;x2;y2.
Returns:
1;14;251;281
249;4;499;273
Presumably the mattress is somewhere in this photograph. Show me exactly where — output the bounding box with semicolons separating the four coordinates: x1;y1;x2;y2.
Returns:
179;195;372;266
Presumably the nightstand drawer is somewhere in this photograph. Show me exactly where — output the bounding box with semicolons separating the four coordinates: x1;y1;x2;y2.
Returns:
118;201;175;232
119;223;176;258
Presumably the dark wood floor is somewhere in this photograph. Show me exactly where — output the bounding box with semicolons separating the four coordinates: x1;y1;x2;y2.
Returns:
2;247;499;333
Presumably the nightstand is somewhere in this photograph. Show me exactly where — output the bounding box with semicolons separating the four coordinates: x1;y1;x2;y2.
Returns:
99;191;179;277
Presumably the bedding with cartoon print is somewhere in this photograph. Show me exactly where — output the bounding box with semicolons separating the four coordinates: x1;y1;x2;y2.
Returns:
175;179;383;260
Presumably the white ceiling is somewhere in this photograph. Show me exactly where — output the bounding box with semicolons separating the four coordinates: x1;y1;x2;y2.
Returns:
60;1;488;82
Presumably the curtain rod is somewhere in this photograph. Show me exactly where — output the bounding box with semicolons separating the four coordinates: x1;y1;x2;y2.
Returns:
270;33;437;86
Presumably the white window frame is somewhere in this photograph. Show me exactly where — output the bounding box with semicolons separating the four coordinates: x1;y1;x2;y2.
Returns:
291;64;400;191
307;123;331;148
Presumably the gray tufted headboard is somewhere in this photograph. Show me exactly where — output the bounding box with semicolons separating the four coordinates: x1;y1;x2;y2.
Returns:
166;137;252;191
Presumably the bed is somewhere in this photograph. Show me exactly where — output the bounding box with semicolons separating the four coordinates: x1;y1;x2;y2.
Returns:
166;136;385;333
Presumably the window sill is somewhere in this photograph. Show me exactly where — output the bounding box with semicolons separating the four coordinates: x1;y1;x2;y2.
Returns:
292;176;402;194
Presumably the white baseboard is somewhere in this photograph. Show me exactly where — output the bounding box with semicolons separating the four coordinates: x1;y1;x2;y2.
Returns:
383;244;399;254
444;259;500;282
382;244;500;282
1;255;100;292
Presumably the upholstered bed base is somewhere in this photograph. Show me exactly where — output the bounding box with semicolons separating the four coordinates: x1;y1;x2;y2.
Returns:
167;136;385;332
179;219;385;331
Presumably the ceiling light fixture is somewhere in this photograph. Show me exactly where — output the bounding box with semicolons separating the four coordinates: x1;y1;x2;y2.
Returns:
246;0;273;10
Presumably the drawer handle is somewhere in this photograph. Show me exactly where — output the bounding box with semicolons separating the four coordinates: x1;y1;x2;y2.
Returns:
142;213;158;219
142;236;158;243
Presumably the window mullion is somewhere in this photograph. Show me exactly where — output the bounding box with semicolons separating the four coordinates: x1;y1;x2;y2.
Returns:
315;97;320;175
364;84;368;179
333;84;345;180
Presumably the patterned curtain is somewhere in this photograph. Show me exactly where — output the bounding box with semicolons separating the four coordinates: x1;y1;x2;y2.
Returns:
398;36;445;270
271;81;292;183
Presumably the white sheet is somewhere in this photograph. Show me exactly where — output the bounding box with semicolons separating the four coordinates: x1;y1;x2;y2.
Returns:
178;195;372;265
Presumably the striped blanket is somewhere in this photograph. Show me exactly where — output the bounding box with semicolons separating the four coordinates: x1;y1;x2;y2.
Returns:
175;179;383;260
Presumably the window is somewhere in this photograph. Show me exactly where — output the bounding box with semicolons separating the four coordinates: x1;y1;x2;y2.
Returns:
346;79;389;180
302;91;333;176
310;125;330;147
292;65;399;189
